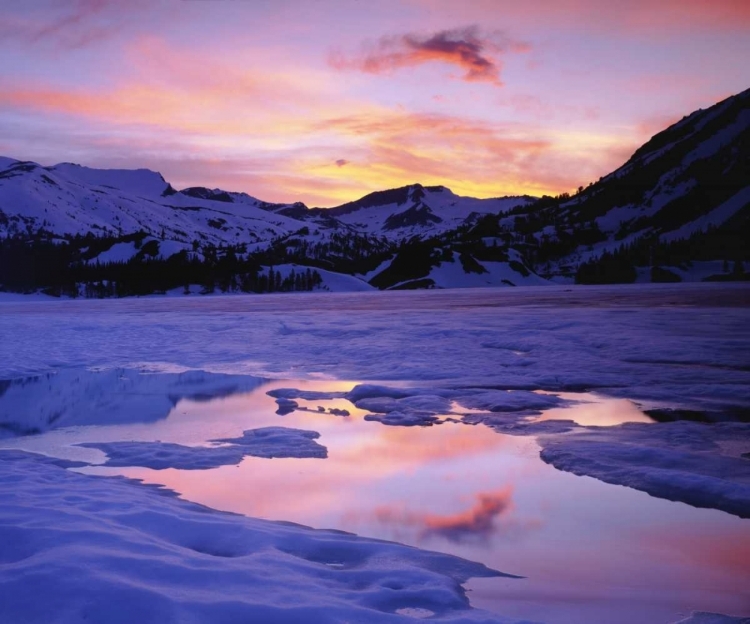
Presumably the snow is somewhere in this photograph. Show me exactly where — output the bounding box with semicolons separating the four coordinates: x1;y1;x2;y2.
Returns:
360;256;395;281
661;186;750;242
86;240;141;264
265;380;750;517
424;255;548;288
0;158;308;246
0;285;747;410
81;427;327;469
456;391;562;413
269;263;375;292
674;613;750;624
336;385;564;427
158;239;193;259
0;284;749;622
682;108;750;167
365;410;444;426
0;450;515;624
538;421;750;518
49;163;169;196
0;156;18;170
0;160;532;256
330;186;532;240
274;396;300;415
595;180;696;234
0;368;266;435
0;291;56;301
659;261;728;282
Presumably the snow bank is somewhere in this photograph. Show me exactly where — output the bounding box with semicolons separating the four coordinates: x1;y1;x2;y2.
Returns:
1;285;749;518
269;384;568;428
80;427;327;469
269;263;375;293
673;613;750;624
86;240;141;265
270;385;565;427
3;283;744;416
364;411;444;427
426;257;549;289
0;450;517;624
539;421;750;518
345;386;564;427
0;369;265;436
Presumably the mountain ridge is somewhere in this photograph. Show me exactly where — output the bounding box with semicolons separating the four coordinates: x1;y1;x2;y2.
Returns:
0;87;748;295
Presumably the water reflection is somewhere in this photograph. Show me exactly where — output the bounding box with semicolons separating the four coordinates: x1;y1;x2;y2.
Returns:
530;391;654;426
367;486;531;544
0;377;748;624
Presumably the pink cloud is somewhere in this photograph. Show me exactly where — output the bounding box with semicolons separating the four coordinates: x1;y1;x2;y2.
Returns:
370;486;540;543
497;93;600;122
407;0;750;35
330;26;529;85
421;488;514;540
0;1;153;50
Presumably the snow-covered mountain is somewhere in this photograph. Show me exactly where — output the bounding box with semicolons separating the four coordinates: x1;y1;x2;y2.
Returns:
537;87;750;277
282;184;535;238
0;158;541;292
0;159;311;247
0;160;530;248
0;87;747;294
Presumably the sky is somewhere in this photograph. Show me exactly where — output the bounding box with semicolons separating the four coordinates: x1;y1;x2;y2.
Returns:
0;0;748;207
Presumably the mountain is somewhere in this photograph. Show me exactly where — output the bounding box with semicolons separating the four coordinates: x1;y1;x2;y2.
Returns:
527;87;750;281
281;184;535;238
0;87;748;296
0;159;311;247
0;161;531;246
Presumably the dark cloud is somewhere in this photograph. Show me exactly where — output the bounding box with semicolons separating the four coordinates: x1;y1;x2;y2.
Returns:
330;26;530;85
335;158;349;167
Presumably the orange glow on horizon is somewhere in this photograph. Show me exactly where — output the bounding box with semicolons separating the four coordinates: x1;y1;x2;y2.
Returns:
0;1;746;205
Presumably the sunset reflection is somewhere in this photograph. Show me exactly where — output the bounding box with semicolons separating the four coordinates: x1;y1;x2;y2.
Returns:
6;378;748;623
531;392;654;426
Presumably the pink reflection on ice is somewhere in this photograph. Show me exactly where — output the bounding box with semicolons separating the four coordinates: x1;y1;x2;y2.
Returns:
531;391;654;426
13;378;748;624
368;486;541;544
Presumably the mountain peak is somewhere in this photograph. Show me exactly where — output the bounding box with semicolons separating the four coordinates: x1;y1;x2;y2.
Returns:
47;162;170;195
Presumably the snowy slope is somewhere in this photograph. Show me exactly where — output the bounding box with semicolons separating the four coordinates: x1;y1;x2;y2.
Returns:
0;368;266;436
0;450;512;624
425;257;549;289
1;87;747;290
0;161;532;246
0;160;313;246
299;184;535;240
555;88;750;255
268;264;375;292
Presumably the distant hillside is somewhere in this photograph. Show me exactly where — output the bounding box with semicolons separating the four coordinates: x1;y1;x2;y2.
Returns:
0;87;747;296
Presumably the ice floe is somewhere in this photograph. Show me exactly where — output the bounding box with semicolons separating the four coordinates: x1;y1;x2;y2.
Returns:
267;381;750;518
0;368;265;436
80;427;327;470
538;421;750;518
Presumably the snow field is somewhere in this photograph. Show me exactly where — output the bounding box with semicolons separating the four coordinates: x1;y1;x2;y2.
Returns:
0;450;515;624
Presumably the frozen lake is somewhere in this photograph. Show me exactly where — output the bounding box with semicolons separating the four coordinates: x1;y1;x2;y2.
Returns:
2;375;748;623
0;283;748;623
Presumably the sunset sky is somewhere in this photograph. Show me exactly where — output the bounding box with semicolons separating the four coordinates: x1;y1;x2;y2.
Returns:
1;0;748;206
